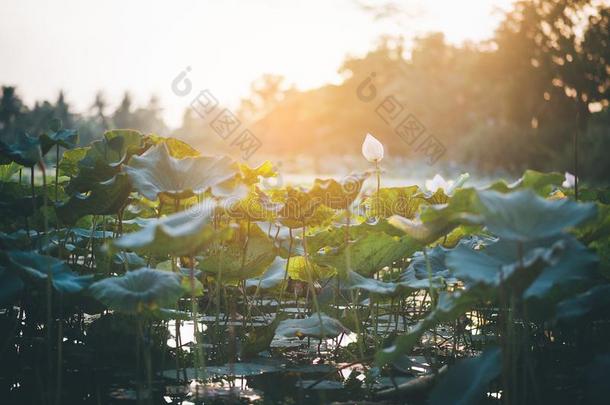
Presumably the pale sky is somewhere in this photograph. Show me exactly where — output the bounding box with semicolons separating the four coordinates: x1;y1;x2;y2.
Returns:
0;0;514;127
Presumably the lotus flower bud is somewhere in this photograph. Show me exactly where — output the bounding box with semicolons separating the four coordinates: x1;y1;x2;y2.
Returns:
362;133;384;163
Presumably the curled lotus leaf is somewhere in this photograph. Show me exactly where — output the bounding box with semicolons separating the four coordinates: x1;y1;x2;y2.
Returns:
6;250;92;294
309;172;369;209
56;173;131;225
311;230;420;276
64;129;146;193
40;128;78;154
486;169;564;196
275;313;349;339
124;143;239;201
239;160;277;185
113;199;224;256
0;132;42;167
89;268;183;313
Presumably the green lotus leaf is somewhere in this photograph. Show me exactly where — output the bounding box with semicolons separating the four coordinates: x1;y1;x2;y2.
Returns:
486;169;563;196
58;147;87;178
0;162;21;181
523;236;599;318
245;256;288;290
113;199;221;256
446;238;565;293
64;129;145;193
306;220;405;254
228;187;283;221
200;222;275;280
428;346;501;405
40;128;78;154
309;172;368;209
124;143;238;201
275;313;349;339
56;173;132;225
311;230;420;276
89;268;183;313
287;255;336;282
555;284;610;323
363;186;423;219
6;250;92;294
278;186;335;228
0;132;42;167
389;188;481;244
239;160;277;185
144;134;200;158
376;289;485;366
477;189;597;242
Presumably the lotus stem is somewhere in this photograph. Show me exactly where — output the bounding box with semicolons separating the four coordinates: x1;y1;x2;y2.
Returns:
55;145;59;202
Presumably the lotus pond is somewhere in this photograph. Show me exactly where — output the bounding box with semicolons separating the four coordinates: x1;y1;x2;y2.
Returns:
1;126;610;404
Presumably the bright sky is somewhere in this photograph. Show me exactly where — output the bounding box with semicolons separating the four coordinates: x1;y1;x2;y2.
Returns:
0;0;514;127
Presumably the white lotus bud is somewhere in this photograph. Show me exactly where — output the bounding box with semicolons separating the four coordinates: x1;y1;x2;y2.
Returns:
362;133;384;163
562;172;576;188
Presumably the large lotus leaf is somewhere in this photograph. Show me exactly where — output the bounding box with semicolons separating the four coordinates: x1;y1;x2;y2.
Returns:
278;186;335;228
0;265;24;306
239;160;277;185
446;238;565;294
200;222;275;281
114;199;225;256
275;313;349;339
486;170;563;196
376;288;486;366
555;284;610;323
56;173;131;225
245;256;288;290
124;143;238;201
64;129;145;193
428;346;502;405
40;128;78;154
363;186;423;219
307;220;405;255
144;134;200;158
477;189;596;242
6;250;92;294
0;132;42;167
311;231;420;276
309;172;368;210
89;268;183;313
524;236;599;312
